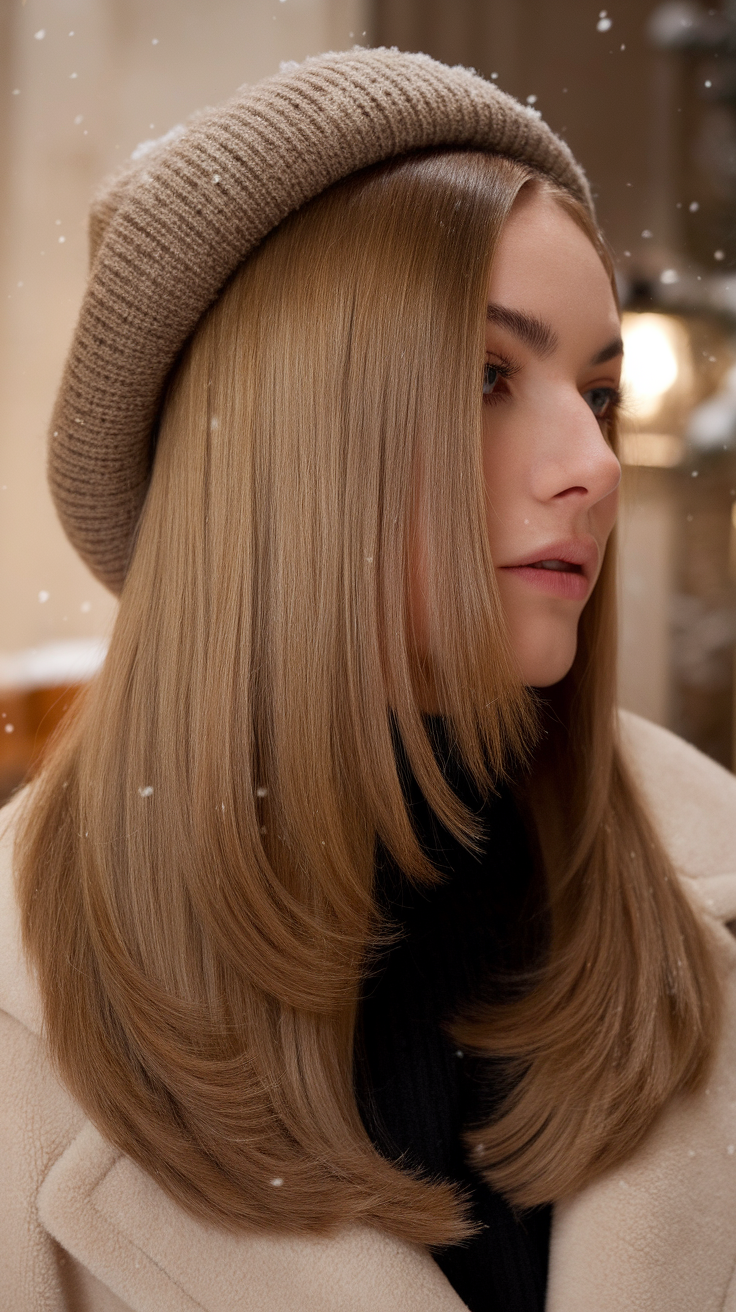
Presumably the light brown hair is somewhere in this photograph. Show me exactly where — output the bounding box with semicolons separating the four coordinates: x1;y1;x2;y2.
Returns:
16;151;720;1243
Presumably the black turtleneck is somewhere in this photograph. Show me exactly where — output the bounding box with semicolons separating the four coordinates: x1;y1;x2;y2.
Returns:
355;727;551;1312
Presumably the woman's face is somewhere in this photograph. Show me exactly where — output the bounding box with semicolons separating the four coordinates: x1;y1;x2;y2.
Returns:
481;187;622;687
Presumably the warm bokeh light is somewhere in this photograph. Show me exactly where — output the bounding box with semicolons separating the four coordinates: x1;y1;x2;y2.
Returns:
621;313;684;420
619;431;684;468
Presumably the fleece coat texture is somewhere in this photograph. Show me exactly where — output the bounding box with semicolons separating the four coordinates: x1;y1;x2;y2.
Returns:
1;711;736;1312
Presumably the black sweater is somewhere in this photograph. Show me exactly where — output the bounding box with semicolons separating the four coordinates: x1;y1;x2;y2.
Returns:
355;733;550;1312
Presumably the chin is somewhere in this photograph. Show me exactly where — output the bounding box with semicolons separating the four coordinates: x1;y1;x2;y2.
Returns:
527;667;575;690
513;628;578;689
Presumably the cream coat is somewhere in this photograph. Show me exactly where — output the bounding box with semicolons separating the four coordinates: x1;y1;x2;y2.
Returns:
2;711;736;1312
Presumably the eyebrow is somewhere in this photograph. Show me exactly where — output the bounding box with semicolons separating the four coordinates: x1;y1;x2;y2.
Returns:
590;336;623;365
486;303;558;358
486;303;624;369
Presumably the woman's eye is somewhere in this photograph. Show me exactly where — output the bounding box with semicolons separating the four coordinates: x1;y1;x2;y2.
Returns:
483;363;500;396
583;386;618;419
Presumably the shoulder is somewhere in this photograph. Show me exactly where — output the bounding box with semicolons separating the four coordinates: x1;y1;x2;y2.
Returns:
0;787;44;1034
618;710;736;879
0;791;100;1312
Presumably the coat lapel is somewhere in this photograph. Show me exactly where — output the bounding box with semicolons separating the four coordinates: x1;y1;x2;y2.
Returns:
38;1121;468;1312
547;888;736;1311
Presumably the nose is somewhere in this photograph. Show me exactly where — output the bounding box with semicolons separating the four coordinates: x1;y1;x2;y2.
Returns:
533;390;621;508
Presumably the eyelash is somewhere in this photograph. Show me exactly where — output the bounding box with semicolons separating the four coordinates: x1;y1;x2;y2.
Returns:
482;361;622;426
482;358;517;406
583;386;622;424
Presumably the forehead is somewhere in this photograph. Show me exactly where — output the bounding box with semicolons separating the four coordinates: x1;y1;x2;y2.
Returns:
487;191;619;347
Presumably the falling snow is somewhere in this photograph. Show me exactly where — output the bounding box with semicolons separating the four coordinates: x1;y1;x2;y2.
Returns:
597;12;612;32
138;785;154;797
34;29;45;40
38;590;49;603
4;724;14;734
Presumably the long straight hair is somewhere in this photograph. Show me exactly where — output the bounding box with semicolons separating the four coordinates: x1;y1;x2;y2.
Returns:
16;151;720;1242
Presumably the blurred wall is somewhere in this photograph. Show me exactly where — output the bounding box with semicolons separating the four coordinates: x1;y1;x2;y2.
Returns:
373;0;677;266
0;0;370;653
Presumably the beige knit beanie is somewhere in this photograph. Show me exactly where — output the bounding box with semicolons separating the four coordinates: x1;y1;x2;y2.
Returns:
48;47;593;594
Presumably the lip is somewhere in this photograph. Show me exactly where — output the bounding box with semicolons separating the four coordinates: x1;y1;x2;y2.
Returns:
497;536;600;602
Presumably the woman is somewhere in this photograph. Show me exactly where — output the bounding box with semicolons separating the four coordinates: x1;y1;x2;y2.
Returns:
2;47;736;1312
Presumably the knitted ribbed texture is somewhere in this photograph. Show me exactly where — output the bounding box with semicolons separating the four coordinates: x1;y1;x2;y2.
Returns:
48;47;593;593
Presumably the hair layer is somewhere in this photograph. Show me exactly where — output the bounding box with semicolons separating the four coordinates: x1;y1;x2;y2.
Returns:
17;151;720;1240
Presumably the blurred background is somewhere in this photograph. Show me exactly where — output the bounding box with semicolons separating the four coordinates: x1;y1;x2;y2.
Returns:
2;0;736;800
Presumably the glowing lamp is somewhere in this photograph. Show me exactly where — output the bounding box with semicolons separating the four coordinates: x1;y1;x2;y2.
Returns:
621;313;689;421
619;312;699;465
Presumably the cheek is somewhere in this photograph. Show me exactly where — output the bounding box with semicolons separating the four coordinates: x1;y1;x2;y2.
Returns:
603;481;620;527
494;576;584;687
593;483;620;558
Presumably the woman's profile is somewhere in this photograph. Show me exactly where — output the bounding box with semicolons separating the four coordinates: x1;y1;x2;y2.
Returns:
1;47;736;1312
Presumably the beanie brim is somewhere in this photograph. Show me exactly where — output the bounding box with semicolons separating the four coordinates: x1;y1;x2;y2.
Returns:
48;47;593;594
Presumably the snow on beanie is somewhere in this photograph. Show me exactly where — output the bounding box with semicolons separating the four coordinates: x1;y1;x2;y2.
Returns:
48;47;593;594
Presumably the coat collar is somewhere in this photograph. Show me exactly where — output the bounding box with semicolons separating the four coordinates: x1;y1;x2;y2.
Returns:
547;874;736;1311
4;712;736;1311
0;788;44;1037
37;1122;468;1312
546;712;736;1310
